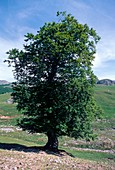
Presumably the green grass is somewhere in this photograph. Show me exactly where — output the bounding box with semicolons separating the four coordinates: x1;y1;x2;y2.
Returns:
66;148;115;162
94;85;115;119
0;128;47;146
93;85;115;142
0;93;21;126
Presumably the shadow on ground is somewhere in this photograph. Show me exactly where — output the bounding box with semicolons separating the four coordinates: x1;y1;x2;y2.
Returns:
0;142;74;157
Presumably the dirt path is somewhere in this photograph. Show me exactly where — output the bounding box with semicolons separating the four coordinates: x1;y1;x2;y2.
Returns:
72;147;115;154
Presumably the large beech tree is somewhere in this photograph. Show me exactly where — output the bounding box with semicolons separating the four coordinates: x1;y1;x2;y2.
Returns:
5;12;101;151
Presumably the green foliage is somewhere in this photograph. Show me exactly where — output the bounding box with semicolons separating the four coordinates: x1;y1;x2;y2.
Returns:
5;12;101;142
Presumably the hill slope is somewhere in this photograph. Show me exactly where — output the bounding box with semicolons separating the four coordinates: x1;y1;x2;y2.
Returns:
0;84;12;94
0;149;114;170
0;85;115;169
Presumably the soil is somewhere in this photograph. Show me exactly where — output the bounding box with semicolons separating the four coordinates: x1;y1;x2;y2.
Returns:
0;149;114;170
0;116;12;119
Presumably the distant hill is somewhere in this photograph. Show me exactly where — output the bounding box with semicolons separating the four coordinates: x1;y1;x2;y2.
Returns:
97;79;115;85
0;80;10;85
1;79;115;86
0;84;12;94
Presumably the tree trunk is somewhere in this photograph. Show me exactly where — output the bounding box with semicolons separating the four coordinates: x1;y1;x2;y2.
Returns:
44;129;58;151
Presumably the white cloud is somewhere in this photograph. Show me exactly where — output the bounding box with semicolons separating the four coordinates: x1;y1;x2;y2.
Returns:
92;35;115;80
0;63;14;82
0;37;24;81
93;35;115;68
0;37;24;58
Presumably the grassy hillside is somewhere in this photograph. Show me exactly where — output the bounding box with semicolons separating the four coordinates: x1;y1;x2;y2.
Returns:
0;85;115;169
0;84;12;94
93;85;115;143
95;85;115;120
0;93;21;126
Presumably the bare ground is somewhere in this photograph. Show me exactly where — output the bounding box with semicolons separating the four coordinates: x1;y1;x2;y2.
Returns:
0;149;114;170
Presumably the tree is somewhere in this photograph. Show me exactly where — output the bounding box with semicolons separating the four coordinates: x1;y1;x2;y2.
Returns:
5;12;101;151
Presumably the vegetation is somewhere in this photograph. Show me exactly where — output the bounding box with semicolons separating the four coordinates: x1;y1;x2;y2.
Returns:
0;84;12;94
95;85;115;120
5;12;101;151
0;93;21;126
0;85;115;169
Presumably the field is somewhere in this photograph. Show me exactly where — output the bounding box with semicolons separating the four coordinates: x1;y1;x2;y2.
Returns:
0;85;115;169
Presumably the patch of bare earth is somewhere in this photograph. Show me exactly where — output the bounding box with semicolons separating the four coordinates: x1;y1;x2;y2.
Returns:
0;150;114;170
0;116;12;119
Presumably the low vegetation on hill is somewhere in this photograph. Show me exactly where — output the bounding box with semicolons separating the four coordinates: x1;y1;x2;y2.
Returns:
0;84;12;94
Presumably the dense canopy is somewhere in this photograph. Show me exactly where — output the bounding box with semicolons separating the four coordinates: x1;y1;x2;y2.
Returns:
5;12;101;150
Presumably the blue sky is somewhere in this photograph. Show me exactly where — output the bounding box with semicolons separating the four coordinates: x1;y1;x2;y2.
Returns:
0;0;115;81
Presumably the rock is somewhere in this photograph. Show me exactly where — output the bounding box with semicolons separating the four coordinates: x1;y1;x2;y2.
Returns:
7;98;13;104
0;80;10;85
97;79;115;86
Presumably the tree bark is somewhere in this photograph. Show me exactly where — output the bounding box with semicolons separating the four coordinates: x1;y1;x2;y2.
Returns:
44;129;58;151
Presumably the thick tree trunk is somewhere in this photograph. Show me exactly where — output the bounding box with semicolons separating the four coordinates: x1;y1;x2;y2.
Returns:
44;129;58;151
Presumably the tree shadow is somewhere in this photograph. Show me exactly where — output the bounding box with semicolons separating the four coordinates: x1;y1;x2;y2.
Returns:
0;142;74;157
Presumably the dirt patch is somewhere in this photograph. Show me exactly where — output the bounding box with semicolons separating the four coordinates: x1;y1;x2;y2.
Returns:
73;147;115;154
0;150;114;170
0;115;12;119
